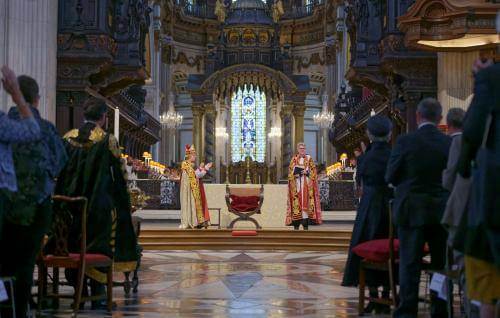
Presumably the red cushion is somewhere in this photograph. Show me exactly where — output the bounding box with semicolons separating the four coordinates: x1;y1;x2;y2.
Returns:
232;230;258;236
352;239;400;262
44;253;112;265
230;195;260;212
352;239;430;262
230;195;260;206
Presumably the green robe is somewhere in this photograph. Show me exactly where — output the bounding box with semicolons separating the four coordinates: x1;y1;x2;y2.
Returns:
55;123;137;280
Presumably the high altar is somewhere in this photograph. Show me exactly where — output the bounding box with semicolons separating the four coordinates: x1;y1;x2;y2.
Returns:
204;184;288;229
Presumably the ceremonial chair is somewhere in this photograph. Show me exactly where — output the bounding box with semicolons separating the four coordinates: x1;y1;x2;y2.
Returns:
225;184;264;229
354;202;398;315
37;195;113;316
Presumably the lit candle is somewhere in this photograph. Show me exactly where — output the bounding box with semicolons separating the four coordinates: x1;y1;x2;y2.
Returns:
114;107;120;143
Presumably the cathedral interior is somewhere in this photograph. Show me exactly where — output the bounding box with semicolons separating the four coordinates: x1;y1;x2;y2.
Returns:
0;0;499;317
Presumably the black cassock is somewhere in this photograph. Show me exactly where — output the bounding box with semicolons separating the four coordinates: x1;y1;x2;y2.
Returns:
342;141;392;287
54;123;138;282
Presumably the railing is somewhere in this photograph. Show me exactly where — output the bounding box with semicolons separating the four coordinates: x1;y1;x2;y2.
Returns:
175;0;216;19
174;0;322;20
129;179;181;210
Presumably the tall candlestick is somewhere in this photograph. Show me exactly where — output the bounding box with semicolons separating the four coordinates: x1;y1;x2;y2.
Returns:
321;135;324;163
114;107;120;143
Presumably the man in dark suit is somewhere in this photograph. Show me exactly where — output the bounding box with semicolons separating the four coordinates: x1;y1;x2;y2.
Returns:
386;97;452;317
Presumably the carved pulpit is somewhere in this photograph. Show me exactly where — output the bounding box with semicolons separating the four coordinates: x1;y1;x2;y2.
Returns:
220;157;278;184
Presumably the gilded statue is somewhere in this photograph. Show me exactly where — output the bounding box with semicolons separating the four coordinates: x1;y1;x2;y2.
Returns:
215;0;227;23
272;0;284;23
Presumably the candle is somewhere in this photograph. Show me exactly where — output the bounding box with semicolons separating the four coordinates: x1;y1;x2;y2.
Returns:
114;107;120;143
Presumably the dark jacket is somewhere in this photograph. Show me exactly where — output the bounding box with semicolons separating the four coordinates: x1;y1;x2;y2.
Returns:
456;63;500;266
342;141;392;287
386;124;451;227
6;106;67;225
8;106;67;201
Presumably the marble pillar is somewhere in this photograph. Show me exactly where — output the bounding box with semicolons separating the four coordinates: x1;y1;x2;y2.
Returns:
281;105;294;179
215;98;229;182
293;105;306;145
0;0;58;122
437;51;479;118
192;105;205;165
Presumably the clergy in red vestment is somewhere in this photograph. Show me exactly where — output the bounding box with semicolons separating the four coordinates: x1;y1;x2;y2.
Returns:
286;142;322;230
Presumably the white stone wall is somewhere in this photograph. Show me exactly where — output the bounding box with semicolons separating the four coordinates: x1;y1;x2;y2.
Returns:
0;0;58;122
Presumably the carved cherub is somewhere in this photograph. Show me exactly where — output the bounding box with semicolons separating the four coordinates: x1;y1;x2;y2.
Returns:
272;0;284;24
215;0;227;23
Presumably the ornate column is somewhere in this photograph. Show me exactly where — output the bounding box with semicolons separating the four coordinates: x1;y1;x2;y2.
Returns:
204;106;216;178
215;97;229;182
293;105;306;145
0;0;58;120
192;105;205;165
280;104;294;179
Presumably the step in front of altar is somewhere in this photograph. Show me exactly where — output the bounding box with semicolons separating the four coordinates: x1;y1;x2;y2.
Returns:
138;229;352;252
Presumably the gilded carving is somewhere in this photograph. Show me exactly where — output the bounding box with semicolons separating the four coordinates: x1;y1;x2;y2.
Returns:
259;31;269;44
242;29;257;46
295;52;325;72
172;52;204;72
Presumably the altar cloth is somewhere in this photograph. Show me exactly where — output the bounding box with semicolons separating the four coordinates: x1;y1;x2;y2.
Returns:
204;184;288;229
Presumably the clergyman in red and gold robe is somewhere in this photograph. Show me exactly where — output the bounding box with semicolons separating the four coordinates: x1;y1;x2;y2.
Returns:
286;143;322;230
180;144;212;229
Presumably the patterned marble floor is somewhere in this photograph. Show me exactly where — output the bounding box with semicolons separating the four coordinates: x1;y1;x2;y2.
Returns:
36;250;430;318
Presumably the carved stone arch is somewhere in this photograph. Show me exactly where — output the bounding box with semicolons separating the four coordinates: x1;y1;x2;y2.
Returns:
200;64;298;99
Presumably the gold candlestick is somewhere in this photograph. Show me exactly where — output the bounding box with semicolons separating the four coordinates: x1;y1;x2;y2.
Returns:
245;156;251;184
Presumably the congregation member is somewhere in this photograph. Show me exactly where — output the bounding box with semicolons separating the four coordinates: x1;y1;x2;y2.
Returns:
342;115;393;314
0;66;41;317
441;107;467;241
442;108;466;192
386;97;451;318
456;59;500;318
179;144;212;229
55;97;138;308
1;75;67;317
285;142;322;230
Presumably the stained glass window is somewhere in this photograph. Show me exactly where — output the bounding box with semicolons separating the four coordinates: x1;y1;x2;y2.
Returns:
231;85;266;162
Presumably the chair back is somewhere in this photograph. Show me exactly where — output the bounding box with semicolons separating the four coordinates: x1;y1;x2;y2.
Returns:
49;195;88;257
228;187;261;197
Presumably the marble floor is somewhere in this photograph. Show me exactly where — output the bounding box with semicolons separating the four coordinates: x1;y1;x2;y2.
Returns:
36;250;434;318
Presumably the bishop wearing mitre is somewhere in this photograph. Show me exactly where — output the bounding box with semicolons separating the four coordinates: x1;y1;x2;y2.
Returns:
180;144;212;229
286;142;322;230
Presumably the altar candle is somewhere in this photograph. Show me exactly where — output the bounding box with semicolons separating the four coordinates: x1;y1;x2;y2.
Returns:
114;107;120;143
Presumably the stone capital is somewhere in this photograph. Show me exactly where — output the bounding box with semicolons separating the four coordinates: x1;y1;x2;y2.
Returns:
280;104;294;118
292;105;306;117
191;105;205;117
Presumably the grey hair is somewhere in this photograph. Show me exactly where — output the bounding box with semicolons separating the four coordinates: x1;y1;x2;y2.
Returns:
296;142;306;148
417;97;442;123
367;131;392;143
446;107;466;129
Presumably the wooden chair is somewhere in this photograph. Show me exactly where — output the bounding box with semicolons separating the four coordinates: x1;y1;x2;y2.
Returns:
355;201;433;315
356;201;398;315
37;195;113;316
225;184;264;229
